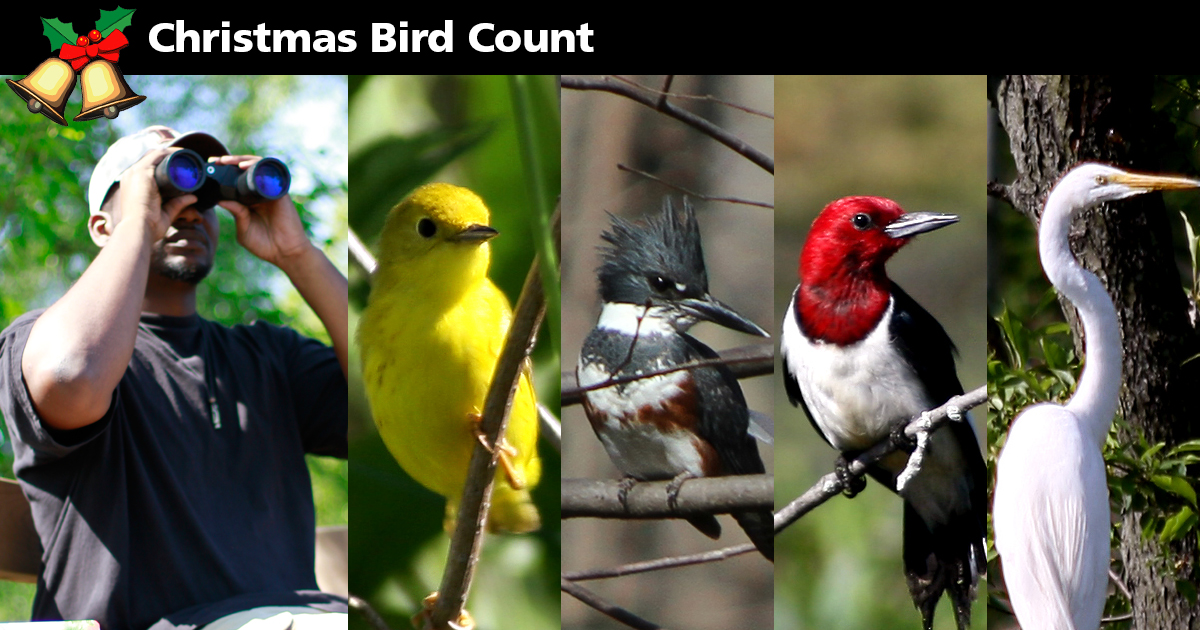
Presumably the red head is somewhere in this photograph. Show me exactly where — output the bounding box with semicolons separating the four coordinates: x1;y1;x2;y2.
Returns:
800;197;912;286
795;196;957;344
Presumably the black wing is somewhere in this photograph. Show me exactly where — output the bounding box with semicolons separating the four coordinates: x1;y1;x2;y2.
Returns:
682;334;766;477
888;282;963;402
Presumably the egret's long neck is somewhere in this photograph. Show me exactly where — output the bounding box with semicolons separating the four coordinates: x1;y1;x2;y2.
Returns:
1039;196;1122;448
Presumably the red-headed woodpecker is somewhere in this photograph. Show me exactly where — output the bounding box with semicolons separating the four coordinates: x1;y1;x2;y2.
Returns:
781;196;985;630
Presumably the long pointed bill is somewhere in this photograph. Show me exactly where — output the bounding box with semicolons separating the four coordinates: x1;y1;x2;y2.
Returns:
1110;171;1200;192
449;224;499;242
679;295;769;337
884;212;960;239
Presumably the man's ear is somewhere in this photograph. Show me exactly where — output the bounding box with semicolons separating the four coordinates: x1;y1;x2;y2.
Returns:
89;185;119;246
88;212;114;246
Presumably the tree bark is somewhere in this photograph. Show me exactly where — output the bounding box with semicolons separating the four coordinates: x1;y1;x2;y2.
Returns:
996;75;1200;630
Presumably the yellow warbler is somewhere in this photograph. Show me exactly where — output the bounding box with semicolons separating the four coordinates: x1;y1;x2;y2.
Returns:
359;183;541;533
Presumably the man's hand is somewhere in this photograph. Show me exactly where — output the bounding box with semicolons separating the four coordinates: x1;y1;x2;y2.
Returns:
214;155;312;269
213;154;349;378
116;148;197;242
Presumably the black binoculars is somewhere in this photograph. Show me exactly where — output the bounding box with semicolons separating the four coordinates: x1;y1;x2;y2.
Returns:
155;148;291;208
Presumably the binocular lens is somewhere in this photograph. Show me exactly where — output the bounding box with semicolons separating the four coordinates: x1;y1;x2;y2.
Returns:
250;160;289;200
155;149;206;197
168;154;203;190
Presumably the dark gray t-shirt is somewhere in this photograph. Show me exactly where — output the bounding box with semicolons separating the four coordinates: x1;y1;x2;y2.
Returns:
0;310;347;630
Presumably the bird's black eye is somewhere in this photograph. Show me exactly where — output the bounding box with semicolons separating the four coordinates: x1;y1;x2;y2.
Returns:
649;276;673;293
417;218;437;238
851;213;873;230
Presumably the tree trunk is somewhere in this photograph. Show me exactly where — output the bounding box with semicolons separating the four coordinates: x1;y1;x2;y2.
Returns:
995;75;1200;629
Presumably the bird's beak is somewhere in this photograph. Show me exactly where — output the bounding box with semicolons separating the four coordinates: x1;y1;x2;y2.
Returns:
884;212;960;239
1110;171;1200;192
679;295;770;337
449;224;499;243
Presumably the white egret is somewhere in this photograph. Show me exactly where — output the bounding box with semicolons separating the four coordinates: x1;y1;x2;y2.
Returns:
993;162;1200;630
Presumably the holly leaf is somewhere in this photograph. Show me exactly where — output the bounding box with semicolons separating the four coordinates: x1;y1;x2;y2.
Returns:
97;6;136;37
41;17;76;51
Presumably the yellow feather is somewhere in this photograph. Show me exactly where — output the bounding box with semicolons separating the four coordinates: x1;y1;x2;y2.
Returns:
359;183;541;534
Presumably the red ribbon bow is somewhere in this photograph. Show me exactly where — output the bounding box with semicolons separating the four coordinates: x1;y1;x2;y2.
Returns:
59;30;128;72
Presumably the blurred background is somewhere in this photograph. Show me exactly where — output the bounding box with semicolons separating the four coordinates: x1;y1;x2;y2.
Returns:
773;75;987;630
0;74;348;617
560;75;775;629
346;75;560;630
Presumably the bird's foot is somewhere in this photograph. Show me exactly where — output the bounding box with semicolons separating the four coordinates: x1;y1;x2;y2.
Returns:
665;471;696;511
834;456;866;497
412;592;475;630
896;412;933;492
470;413;523;489
889;420;917;453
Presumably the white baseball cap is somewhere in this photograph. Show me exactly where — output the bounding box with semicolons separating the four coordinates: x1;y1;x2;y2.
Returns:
88;125;229;215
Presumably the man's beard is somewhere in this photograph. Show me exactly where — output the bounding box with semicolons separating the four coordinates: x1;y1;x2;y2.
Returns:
150;242;212;284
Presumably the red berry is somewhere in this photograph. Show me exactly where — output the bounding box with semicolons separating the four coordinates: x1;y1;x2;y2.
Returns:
76;35;89;47
88;29;102;43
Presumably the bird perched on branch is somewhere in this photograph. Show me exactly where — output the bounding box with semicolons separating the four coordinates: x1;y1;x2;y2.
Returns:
994;163;1200;630
781;196;985;629
359;182;541;534
576;198;775;561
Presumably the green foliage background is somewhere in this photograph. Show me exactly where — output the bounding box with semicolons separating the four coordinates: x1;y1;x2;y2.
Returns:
347;75;560;630
0;74;348;618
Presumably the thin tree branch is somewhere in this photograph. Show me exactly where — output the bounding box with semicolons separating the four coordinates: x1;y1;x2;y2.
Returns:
608;75;774;120
564;543;756;581
349;594;393;630
429;207;558;628
987;180;1014;206
561;577;670;630
1109;567;1133;601
774;385;987;533
349;227;377;275
561;343;773;406
562;475;772;520
560;75;774;174
616;163;774;209
538;403;561;453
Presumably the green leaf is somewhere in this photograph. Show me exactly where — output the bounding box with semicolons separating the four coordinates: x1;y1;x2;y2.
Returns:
995;307;1029;369
1142;443;1167;463
1152;474;1198;507
1178;579;1198;606
1161;506;1197;542
97;6;136;37
1183;210;1199;271
41;16;76;51
1042;322;1073;336
1170;439;1200;453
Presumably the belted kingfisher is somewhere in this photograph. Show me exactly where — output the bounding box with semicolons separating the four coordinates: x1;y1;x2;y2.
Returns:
781;196;985;629
575;197;774;561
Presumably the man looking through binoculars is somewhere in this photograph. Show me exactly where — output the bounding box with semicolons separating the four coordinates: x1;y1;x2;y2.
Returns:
0;125;348;629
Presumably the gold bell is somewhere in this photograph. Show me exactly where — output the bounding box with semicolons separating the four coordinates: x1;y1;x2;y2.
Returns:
74;59;145;122
6;57;77;126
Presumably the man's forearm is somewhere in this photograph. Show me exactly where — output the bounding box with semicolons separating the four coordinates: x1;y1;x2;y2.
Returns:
21;220;155;429
279;244;349;378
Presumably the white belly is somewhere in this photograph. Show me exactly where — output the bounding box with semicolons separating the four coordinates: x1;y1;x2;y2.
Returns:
577;358;704;479
782;300;931;451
